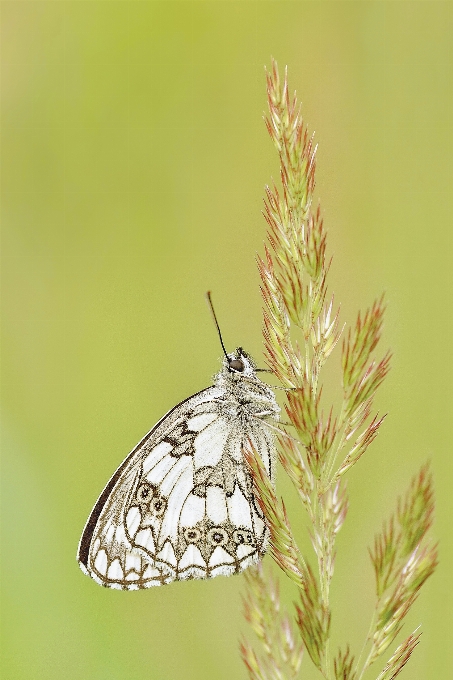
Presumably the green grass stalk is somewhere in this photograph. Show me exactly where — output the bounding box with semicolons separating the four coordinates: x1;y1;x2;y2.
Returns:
241;60;437;680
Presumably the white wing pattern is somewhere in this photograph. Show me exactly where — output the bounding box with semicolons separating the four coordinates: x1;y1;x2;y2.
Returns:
77;349;279;589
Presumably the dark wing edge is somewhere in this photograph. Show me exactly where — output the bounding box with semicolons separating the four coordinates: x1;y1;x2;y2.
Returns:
76;386;216;573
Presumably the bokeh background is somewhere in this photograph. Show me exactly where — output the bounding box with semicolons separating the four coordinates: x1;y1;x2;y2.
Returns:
1;2;451;679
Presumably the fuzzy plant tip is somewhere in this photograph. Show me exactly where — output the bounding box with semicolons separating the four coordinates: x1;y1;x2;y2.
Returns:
365;465;437;671
240;59;437;680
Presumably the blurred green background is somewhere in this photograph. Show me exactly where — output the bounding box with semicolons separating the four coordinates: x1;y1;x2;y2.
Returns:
1;2;451;679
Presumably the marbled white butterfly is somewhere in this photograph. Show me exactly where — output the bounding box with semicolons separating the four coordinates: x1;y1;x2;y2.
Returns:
77;296;279;589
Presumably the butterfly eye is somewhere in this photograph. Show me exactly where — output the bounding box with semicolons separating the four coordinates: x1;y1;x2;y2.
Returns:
184;528;202;543
207;527;229;546
151;497;167;516
229;358;245;372
136;483;153;504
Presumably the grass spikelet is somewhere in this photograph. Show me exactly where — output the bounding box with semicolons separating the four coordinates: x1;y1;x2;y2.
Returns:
363;466;438;670
295;563;331;673
342;297;386;393
241;563;303;680
333;646;357;680
240;59;437;680
244;441;306;589
374;630;421;680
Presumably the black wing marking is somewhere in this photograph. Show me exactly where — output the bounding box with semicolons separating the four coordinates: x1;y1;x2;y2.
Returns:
77;387;217;570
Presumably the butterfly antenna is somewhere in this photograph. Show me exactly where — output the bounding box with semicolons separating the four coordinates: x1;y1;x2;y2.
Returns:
205;291;229;360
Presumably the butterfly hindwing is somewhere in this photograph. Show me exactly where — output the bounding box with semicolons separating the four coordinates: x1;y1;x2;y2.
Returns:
78;378;275;590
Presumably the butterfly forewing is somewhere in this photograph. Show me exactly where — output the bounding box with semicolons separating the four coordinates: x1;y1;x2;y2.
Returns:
77;350;279;589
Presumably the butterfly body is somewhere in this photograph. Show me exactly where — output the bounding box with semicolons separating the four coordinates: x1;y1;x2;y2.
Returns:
77;348;279;589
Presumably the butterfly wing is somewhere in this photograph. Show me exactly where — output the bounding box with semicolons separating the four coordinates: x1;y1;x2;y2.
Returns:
77;386;273;590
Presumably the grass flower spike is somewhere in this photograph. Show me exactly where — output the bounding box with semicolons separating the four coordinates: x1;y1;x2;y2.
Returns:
241;563;304;680
241;60;437;680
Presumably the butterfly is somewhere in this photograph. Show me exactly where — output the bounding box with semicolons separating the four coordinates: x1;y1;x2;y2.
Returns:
77;342;279;590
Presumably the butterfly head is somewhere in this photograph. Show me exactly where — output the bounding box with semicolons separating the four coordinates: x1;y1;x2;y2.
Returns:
225;347;256;377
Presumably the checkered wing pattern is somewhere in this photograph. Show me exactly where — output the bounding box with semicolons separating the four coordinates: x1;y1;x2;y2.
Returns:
77;385;275;590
